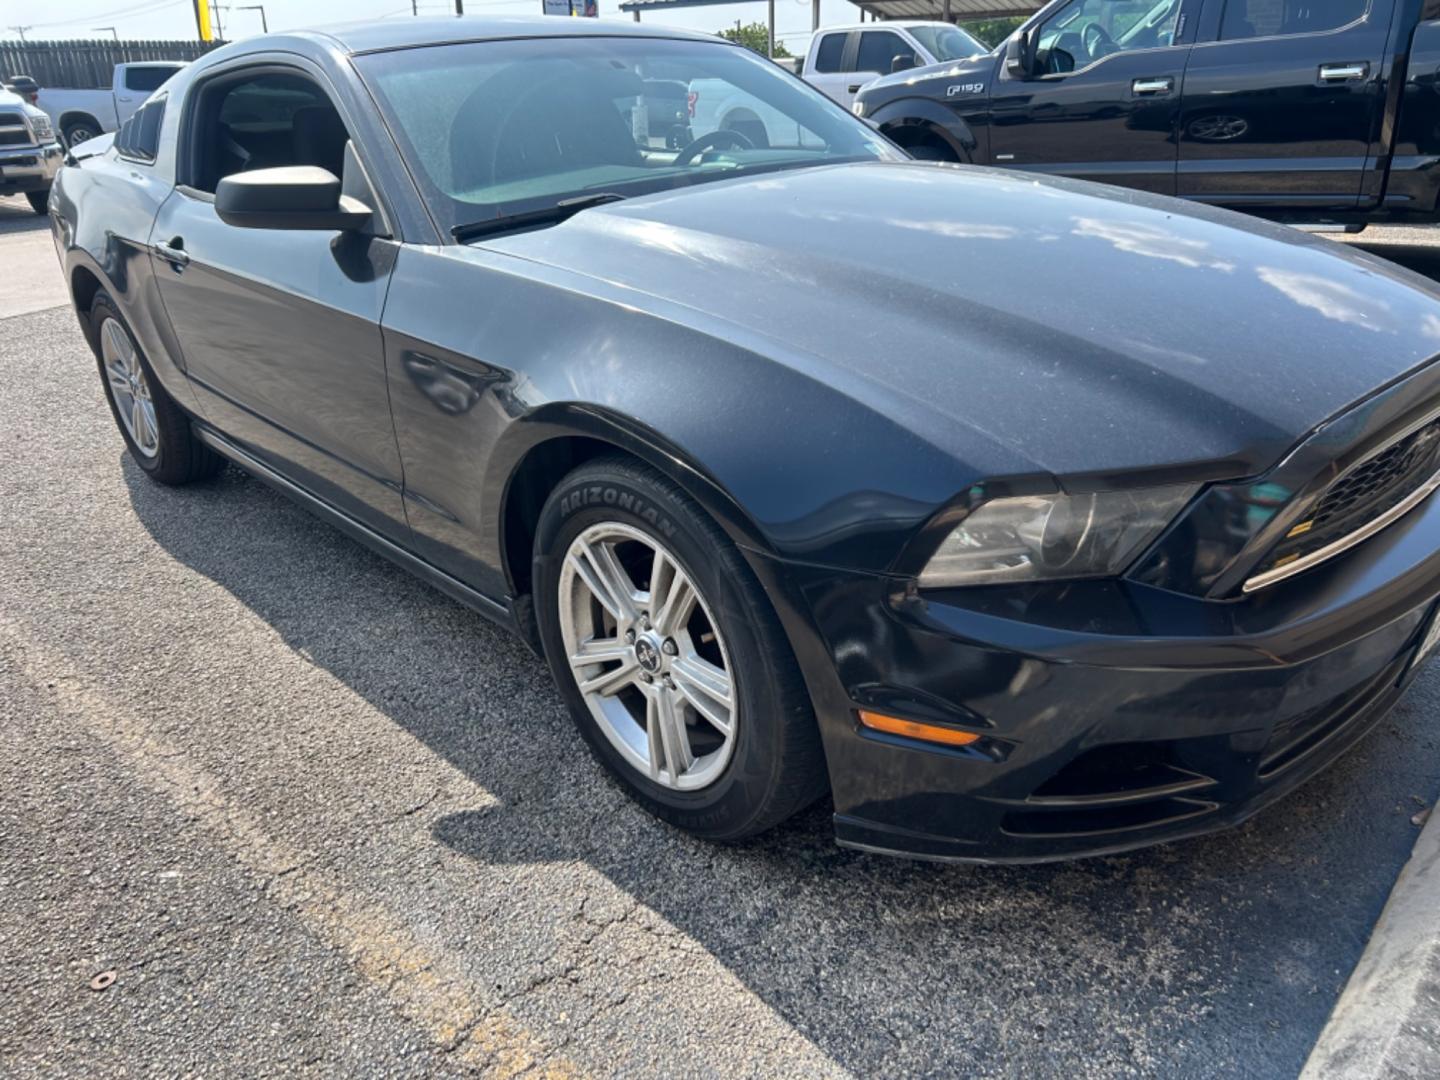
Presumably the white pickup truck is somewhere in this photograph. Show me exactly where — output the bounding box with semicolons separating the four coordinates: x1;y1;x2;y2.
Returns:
38;61;184;147
799;22;987;109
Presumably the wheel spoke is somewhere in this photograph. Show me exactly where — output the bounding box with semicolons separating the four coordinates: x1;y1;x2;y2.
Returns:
139;400;158;449
670;654;734;736
107;365;130;397
570;539;639;624
569;637;638;698
103;320;132;369
654;686;693;779
651;556;695;638
130;397;145;443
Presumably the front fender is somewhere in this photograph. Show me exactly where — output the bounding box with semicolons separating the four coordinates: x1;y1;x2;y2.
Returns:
869;97;978;161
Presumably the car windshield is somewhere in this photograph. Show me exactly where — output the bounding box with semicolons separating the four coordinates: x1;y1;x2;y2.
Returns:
354;35;901;234
907;26;988;60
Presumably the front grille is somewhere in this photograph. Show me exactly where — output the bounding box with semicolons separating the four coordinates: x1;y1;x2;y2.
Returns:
1252;418;1440;584
0;111;32;147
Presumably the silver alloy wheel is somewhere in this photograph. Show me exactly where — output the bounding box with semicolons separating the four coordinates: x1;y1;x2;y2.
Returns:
558;522;738;791
99;316;159;458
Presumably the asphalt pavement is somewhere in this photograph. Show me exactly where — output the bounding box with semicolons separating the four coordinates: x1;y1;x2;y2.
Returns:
2;194;1439;1077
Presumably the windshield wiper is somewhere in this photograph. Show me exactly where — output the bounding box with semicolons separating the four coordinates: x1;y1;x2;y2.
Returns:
451;192;627;243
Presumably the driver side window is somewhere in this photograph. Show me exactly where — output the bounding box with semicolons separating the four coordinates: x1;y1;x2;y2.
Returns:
1036;0;1184;74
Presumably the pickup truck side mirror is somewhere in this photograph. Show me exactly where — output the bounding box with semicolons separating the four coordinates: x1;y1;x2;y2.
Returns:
1005;34;1031;79
215;165;373;231
891;53;917;75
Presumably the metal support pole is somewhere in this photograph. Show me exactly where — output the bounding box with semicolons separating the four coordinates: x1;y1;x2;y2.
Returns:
943;0;951;22
768;0;775;56
812;0;820;32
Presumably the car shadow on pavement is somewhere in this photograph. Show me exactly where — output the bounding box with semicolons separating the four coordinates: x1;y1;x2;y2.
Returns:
121;454;1439;1077
0;195;51;236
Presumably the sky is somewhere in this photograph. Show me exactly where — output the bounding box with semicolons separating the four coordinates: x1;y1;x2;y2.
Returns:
0;0;870;55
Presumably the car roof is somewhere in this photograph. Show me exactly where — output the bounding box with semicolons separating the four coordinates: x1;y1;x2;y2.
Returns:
309;15;724;55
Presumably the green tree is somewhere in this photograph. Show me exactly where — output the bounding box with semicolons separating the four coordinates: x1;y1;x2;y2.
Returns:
717;22;791;58
959;16;1026;48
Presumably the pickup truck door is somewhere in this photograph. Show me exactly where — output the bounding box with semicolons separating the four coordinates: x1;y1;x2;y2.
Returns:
804;30;858;106
989;0;1200;195
1176;0;1393;208
151;62;409;541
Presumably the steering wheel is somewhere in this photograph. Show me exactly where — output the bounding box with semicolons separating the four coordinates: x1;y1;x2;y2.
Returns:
673;128;754;167
1082;22;1117;60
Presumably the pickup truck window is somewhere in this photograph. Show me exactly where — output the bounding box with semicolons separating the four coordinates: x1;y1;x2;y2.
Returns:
1218;0;1368;39
1037;0;1184;73
812;33;847;73
124;66;176;93
190;71;350;192
355;36;897;234
907;25;988;61
856;31;919;74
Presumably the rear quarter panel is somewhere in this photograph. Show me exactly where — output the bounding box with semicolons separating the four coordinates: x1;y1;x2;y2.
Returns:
53;151;191;405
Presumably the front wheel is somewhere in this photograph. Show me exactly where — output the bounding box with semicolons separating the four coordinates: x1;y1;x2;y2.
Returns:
25;188;48;215
534;456;828;840
88;291;224;485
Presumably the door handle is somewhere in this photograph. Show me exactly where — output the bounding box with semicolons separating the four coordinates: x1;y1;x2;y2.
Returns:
1319;62;1368;82
154;237;189;270
848;83;863;93
1131;77;1174;95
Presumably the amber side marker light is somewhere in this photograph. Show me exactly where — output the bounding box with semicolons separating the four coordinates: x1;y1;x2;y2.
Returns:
857;710;981;747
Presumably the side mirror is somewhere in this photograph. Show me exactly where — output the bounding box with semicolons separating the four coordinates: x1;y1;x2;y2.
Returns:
215;165;372;231
1005;34;1031;79
890;53;917;75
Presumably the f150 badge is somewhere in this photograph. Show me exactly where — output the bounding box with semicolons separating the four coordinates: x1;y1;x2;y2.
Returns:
946;83;985;96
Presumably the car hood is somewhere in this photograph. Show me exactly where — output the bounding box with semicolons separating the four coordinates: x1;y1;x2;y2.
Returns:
483;162;1440;482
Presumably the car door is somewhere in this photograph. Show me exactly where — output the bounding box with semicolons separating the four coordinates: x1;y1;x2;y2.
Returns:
151;60;408;540
805;30;855;105
844;29;925;105
989;0;1200;195
1176;0;1393;207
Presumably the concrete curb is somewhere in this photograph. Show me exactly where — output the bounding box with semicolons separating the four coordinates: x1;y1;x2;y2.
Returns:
1301;806;1440;1079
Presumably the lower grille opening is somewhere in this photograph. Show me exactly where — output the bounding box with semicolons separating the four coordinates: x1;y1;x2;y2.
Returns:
1258;655;1407;778
1001;797;1214;838
1031;741;1212;804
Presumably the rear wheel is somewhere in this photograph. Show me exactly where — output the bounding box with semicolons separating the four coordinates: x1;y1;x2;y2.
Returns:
25;188;48;215
88;291;224;485
534;456;828;840
62;120;99;147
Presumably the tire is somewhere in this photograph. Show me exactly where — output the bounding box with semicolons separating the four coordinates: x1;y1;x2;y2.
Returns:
905;138;961;163
88;291;224;485
25;188;48;215
63;121;99;148
534;455;828;840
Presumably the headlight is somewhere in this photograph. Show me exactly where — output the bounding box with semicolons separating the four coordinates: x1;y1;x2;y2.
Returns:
918;485;1198;587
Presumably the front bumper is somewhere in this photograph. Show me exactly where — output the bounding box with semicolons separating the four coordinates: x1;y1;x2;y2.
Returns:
755;472;1440;863
0;141;63;196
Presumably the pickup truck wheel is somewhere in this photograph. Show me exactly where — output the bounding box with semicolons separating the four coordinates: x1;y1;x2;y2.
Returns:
25;189;48;215
88;291;224;485
534;456;828;840
63;121;99;147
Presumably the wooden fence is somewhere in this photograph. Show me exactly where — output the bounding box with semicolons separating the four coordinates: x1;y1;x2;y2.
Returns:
0;39;224;90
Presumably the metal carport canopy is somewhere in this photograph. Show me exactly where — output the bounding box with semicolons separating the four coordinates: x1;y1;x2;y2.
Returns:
617;0;1042;15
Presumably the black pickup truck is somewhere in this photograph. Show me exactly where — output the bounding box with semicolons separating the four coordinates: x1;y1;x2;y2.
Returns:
853;0;1440;225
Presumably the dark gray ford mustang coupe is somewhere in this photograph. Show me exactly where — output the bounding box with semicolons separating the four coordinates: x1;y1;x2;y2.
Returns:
50;16;1440;862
